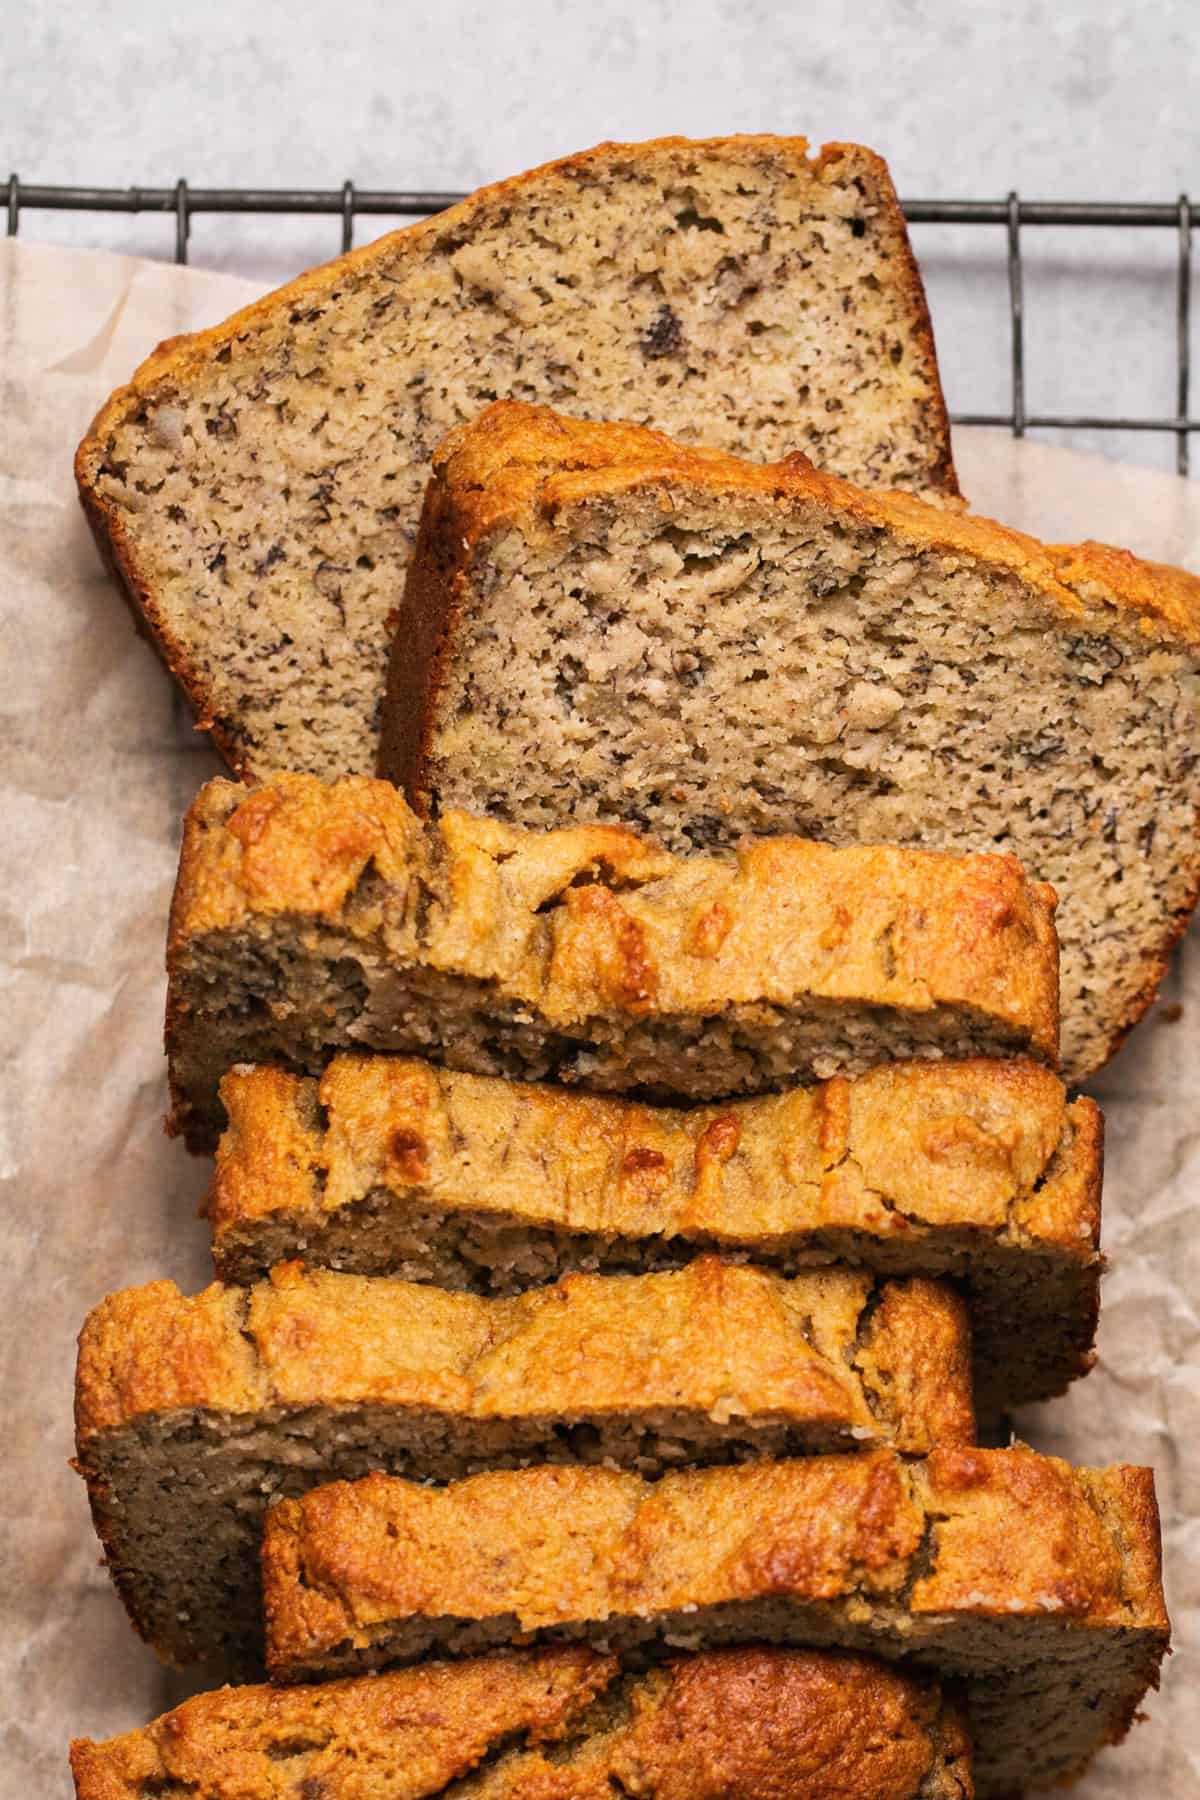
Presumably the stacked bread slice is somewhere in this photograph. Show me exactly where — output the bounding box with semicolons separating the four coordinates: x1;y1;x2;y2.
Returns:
71;1647;977;1799
72;775;1168;1798
164;774;1061;1149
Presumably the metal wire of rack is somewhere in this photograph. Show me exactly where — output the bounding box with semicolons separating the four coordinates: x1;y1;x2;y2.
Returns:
6;175;1196;474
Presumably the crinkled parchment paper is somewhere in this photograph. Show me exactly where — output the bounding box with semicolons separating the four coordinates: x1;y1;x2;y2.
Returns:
1;238;1196;1796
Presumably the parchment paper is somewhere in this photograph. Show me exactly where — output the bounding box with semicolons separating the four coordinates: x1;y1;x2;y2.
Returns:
1;237;1195;1797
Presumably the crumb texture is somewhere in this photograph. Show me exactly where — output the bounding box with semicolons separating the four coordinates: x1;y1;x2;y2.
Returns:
73;1260;971;1670
383;402;1200;1080
210;1054;1102;1416
75;135;958;780
69;1646;974;1799
258;1448;1168;1797
166;774;1060;1152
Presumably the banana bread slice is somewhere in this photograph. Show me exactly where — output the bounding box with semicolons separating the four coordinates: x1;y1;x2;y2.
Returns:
69;1646;974;1799
74;1258;971;1671
166;775;1059;1153
74;135;958;785
211;1054;1101;1416
379;400;1200;1080
260;1449;1167;1797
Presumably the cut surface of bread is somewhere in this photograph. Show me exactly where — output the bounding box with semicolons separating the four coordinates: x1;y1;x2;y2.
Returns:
211;1054;1101;1416
69;1646;974;1799
167;775;1059;1152
380;401;1200;1079
260;1449;1167;1797
74;135;958;784
73;1258;971;1670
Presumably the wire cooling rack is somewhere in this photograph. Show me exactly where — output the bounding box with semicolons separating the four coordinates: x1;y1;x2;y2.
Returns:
7;176;1195;473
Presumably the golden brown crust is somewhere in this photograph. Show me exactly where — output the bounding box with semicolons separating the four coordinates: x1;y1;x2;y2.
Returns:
212;1049;1091;1244
258;1447;1167;1673
1087;1463;1170;1634
1011;1090;1102;1252
597;1649;973;1800
852;1279;975;1455
167;773;1061;1146
167;776;428;946
74;1280;265;1440
213;1064;326;1231
1049;536;1200;643
260;1455;918;1669
914;1448;1126;1620
68;1647;616;1799
69;1647;972;1800
74;1258;973;1458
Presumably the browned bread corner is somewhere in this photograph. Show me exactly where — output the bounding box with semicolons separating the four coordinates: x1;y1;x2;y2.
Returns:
258;1448;1168;1797
75;135;957;784
210;1052;1101;1417
378;399;1200;1081
73;1258;971;1671
166;774;1060;1152
69;1646;974;1799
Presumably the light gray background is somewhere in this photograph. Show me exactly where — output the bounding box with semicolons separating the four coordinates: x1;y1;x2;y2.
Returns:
8;0;1200;471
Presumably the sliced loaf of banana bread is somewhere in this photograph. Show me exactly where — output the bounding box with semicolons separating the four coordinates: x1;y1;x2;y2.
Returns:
75;135;958;783
70;1646;975;1800
211;1053;1101;1416
379;400;1200;1079
167;775;1059;1152
260;1449;1167;1796
74;1258;971;1670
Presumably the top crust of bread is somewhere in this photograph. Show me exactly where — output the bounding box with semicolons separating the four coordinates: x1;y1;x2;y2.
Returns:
165;774;1060;1148
68;1646;974;1800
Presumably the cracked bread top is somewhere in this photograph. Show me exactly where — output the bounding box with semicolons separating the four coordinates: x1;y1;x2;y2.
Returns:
69;1646;973;1800
213;1054;1089;1250
167;774;1060;1148
260;1448;1167;1670
75;1257;974;1458
170;777;1060;1018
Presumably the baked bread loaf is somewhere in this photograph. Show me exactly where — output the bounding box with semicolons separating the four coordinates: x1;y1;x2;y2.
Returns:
74;135;958;784
379;400;1200;1079
167;774;1059;1152
73;1258;971;1669
260;1449;1167;1797
211;1054;1101;1415
69;1646;974;1799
